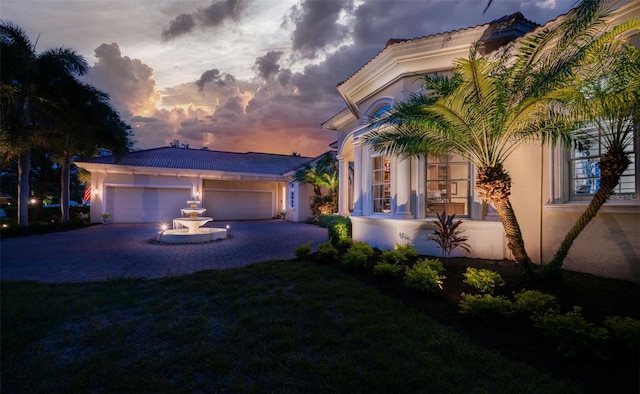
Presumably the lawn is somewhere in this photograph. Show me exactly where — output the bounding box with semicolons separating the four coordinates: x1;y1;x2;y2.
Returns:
1;260;574;393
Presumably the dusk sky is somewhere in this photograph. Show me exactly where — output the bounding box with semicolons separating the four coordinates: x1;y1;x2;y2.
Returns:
1;0;574;157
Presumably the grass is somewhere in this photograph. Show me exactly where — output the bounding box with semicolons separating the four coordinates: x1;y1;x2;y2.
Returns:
1;260;574;393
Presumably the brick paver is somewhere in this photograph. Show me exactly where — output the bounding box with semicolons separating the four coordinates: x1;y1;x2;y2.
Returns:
0;220;328;283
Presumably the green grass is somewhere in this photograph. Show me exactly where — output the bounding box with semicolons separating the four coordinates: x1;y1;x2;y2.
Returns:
1;260;574;393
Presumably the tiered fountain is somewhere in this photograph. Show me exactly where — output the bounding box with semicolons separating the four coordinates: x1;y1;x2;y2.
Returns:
157;200;227;243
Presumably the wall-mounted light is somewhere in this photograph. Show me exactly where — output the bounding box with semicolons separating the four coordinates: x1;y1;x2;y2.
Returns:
93;189;101;196
193;189;201;199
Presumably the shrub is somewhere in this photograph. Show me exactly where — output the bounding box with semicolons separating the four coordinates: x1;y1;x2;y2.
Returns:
404;259;445;292
416;258;446;275
294;242;312;259
317;214;334;228
350;241;374;258
336;237;353;251
373;262;402;278
532;307;609;358
317;241;339;262
393;243;418;259
459;294;513;317
513;290;561;315
603;316;640;350
381;249;407;266
342;249;369;270
327;216;352;246
427;210;471;259
463;268;505;294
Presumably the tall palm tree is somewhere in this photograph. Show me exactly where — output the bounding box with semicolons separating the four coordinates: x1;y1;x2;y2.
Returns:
364;1;636;276
0;20;88;226
545;44;640;274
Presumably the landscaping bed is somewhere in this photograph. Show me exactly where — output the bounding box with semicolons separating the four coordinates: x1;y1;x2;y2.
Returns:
319;254;640;394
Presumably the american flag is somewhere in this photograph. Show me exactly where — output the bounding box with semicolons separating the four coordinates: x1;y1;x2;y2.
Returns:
82;183;91;205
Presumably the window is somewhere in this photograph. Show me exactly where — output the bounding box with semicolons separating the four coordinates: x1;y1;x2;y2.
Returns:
425;154;470;216
289;182;295;209
372;155;391;213
570;126;638;201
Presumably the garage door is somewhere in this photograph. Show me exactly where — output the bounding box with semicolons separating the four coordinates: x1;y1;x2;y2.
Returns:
204;190;273;220
106;187;191;223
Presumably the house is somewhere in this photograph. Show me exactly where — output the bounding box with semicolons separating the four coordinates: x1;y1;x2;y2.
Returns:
323;3;640;282
76;147;324;224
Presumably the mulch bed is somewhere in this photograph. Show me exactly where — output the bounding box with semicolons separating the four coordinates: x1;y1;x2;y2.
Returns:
321;255;640;393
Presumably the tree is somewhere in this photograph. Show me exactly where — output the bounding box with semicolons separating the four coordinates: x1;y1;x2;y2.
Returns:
294;152;339;216
545;44;640;275
47;81;132;222
363;1;636;277
0;21;87;226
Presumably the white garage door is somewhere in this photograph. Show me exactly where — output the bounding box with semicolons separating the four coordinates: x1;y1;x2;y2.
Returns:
106;187;191;223
204;190;273;221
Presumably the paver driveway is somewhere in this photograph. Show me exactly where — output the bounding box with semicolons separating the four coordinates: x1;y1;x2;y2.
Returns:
0;220;328;283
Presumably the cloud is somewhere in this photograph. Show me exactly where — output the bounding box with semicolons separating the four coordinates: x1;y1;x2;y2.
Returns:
254;51;283;81
285;0;354;59
162;0;249;40
195;68;236;91
85;43;160;118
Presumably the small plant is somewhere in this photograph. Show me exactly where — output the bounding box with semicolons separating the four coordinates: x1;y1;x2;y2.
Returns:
403;258;445;292
373;262;402;277
327;216;352;246
317;241;339;262
342;248;369;270
381;249;407;266
603;316;640;350
416;258;446;275
350;241;374;258
513;290;561;315
393;243;418;259
463;268;505;294
427;210;471;259
336;237;353;251
294;242;312;259
459;294;513;317
101;212;112;224
532;307;609;358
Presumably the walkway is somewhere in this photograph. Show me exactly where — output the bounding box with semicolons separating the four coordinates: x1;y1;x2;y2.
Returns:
0;220;328;283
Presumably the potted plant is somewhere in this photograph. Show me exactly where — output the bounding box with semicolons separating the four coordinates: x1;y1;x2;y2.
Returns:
279;211;287;220
101;212;112;224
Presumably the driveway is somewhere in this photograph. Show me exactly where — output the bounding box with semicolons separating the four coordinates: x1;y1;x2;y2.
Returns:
0;221;328;283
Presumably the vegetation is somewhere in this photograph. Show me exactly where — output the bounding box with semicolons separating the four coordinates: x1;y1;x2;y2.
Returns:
326;215;351;246
294;152;339;218
363;1;639;278
462;268;505;294
403;258;445;292
1;261;576;393
0;21;132;227
426;210;471;259
459;294;513;317
513;290;561;315
294;242;312;259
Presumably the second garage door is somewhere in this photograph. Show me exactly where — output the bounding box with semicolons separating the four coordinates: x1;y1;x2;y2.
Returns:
204;190;273;221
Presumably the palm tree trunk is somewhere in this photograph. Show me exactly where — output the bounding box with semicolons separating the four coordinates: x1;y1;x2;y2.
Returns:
545;149;630;276
493;198;534;277
61;153;71;223
18;148;30;227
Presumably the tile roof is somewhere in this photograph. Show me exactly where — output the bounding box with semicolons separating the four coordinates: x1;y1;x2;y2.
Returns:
77;147;316;176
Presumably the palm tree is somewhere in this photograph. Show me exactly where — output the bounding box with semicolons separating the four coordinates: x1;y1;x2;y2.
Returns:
44;78;132;222
294;152;339;216
364;1;636;276
0;21;88;226
545;44;640;274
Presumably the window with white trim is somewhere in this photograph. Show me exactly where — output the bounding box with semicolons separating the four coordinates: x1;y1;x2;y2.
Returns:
372;155;391;213
570;126;638;201
425;154;471;216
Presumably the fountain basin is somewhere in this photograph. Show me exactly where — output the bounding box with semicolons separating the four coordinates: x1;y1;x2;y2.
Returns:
181;208;207;216
157;227;227;244
174;217;213;233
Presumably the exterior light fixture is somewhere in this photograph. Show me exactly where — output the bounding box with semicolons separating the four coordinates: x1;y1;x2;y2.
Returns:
226;224;230;237
93;189;100;196
29;198;37;205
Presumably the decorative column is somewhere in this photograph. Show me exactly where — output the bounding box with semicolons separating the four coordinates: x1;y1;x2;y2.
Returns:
393;156;413;219
352;139;364;216
337;155;350;216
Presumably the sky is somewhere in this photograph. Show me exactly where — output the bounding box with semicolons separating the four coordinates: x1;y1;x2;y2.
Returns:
1;0;575;157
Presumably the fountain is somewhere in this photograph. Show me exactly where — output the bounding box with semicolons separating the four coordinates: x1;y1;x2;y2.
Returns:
157;200;227;243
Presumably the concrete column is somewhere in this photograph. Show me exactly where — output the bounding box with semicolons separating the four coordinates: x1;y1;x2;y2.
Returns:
352;140;363;216
393;156;413;219
337;155;350;216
